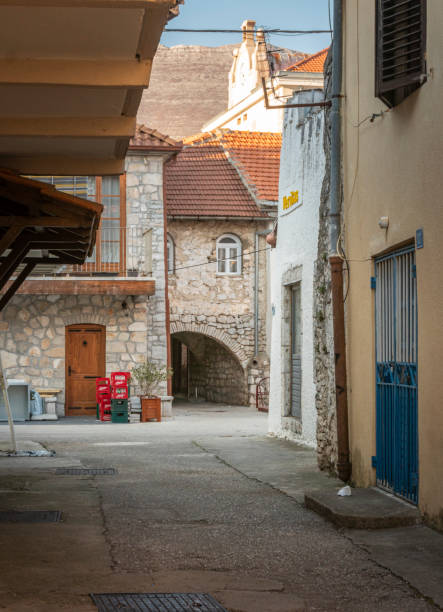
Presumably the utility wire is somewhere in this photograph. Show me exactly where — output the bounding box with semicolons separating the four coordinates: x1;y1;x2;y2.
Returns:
173;246;271;272
164;28;332;34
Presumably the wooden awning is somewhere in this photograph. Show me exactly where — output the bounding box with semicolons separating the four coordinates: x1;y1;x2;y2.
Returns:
0;0;182;175
0;168;102;310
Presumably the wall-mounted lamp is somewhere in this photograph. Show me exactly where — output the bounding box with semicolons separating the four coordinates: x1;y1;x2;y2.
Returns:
378;216;389;229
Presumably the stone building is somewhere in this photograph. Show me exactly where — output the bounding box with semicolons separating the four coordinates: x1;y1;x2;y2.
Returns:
165;130;281;406
0;126;181;416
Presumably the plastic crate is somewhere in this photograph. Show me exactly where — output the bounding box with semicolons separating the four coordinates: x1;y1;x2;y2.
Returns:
111;372;131;385
96;377;110;386
95;385;111;395
111;398;128;410
111;410;128;423
111;386;128;400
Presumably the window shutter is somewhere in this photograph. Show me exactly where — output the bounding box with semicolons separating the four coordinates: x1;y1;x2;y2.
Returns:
375;0;427;107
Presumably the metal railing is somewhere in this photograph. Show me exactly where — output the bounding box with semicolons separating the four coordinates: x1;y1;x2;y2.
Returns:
36;226;153;277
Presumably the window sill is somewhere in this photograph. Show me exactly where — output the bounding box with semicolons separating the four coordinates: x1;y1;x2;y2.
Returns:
215;273;243;278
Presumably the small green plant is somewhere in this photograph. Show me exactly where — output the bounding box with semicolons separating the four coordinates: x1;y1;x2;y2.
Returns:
132;361;173;397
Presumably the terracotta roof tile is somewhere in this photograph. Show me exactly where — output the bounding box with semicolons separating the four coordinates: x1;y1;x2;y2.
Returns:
288;47;329;73
129;124;182;149
165;141;269;218
218;131;281;202
182;129;281;203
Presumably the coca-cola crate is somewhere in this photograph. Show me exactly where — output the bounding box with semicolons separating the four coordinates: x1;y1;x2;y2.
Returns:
96;377;110;387
111;386;128;399
111;372;131;386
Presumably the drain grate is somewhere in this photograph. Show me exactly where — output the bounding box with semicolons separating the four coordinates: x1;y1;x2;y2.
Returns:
0;510;62;523
55;468;117;476
90;593;228;611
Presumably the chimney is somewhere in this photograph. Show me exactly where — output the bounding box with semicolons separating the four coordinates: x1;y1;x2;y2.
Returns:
242;19;256;42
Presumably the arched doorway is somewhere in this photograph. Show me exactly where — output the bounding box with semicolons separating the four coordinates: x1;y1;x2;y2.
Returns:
171;331;248;406
65;324;106;416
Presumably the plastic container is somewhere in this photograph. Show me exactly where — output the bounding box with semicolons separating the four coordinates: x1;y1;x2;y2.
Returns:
111;386;128;400
111;398;128;410
111;372;131;385
111;410;128;423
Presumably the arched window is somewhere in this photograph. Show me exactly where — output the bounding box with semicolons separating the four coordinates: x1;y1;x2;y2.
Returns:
216;234;242;275
167;234;175;273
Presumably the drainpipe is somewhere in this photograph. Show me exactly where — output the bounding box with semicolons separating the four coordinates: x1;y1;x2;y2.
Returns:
254;229;271;357
329;0;351;483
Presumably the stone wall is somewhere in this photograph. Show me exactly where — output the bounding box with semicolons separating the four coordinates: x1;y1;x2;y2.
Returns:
174;331;248;406
0;294;149;404
168;218;270;406
125;152;168;375
312;50;338;471
0;153;170;408
136;44;238;140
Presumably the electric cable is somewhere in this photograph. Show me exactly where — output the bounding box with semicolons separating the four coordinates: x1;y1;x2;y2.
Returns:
173;245;272;272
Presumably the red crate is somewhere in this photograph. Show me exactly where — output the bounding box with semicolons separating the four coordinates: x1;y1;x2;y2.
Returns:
111;386;128;399
96;391;111;403
96;377;110;387
96;384;110;394
111;372;131;385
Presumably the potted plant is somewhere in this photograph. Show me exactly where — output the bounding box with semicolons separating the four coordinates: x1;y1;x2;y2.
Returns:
131;361;173;422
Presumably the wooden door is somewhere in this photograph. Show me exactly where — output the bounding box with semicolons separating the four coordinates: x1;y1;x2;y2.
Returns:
65;324;105;416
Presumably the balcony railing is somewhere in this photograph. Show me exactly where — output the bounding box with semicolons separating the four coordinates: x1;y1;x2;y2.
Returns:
32;226;153;277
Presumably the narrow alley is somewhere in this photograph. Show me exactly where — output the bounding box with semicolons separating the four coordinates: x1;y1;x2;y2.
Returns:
0;403;440;612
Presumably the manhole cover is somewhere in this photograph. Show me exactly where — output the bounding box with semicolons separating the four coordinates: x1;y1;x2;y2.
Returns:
90;593;228;611
55;468;117;475
0;510;61;523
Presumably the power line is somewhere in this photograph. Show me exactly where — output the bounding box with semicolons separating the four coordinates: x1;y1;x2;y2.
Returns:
164;28;332;34
173;246;271;272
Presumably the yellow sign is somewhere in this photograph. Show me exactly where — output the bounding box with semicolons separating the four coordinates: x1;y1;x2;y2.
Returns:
282;190;299;210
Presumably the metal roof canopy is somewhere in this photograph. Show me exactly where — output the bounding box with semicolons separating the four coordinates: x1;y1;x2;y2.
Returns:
0;0;178;176
0;168;102;310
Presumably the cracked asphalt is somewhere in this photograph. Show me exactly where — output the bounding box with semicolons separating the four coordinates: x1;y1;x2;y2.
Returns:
0;402;440;611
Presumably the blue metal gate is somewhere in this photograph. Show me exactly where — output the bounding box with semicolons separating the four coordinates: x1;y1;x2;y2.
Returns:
374;246;418;504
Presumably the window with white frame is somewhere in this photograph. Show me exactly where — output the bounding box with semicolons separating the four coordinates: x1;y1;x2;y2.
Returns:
216;234;242;275
167;234;175;273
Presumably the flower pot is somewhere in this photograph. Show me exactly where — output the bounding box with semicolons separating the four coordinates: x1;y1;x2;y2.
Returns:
140;396;161;422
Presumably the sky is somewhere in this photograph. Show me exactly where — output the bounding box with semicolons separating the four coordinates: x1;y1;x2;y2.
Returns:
161;0;332;55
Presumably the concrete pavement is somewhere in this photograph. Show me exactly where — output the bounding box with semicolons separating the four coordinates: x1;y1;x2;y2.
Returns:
0;401;441;611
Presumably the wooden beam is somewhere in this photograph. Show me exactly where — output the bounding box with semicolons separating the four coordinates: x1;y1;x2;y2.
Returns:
0;262;35;311
0;117;137;138
0;244;28;290
0;156;125;176
0;216;87;228
15;278;156;296
0;226;22;255
48;249;85;263
0;58;151;87
137;1;170;60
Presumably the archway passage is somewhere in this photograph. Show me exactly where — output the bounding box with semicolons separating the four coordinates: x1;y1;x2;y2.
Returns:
171;331;248;406
65;324;105;416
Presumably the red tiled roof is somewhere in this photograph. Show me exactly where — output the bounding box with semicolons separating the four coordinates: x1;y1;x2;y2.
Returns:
288;47;329;73
218;131;281;202
183;130;281;203
129;124;182;150
165;142;268;218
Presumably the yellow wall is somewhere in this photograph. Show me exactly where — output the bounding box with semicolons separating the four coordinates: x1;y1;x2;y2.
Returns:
342;0;443;528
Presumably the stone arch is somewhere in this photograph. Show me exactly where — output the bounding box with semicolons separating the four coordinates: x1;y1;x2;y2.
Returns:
63;311;110;328
170;321;248;369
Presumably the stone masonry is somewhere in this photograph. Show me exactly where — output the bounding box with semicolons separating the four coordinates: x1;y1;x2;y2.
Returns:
0;151;170;410
168;219;270;406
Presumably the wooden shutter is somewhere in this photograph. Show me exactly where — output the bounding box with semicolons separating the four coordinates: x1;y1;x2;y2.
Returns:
375;0;427;107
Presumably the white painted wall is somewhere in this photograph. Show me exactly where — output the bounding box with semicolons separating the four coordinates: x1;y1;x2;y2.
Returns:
268;90;325;446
